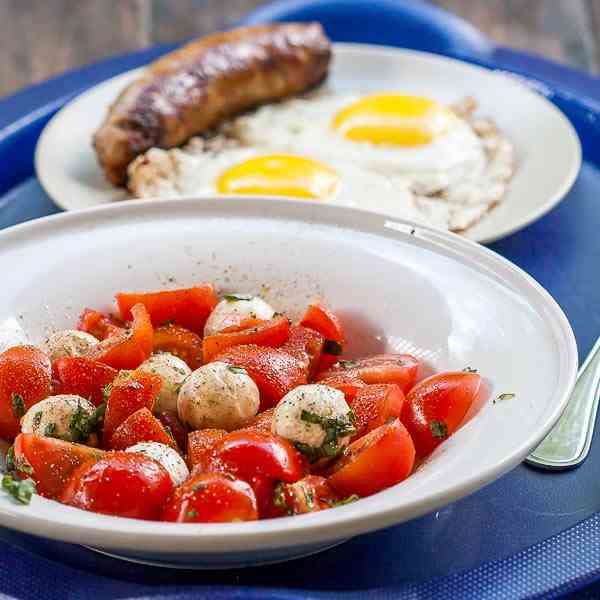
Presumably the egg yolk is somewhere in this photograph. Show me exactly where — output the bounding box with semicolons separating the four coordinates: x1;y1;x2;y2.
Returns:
216;154;339;200
332;94;454;146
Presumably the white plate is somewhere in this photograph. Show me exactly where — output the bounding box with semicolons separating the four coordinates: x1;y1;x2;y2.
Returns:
35;43;581;244
0;197;577;568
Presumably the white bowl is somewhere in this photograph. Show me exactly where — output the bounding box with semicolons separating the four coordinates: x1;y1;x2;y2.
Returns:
35;43;581;243
0;198;577;568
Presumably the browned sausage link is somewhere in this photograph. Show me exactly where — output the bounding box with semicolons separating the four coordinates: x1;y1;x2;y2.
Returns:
93;23;332;186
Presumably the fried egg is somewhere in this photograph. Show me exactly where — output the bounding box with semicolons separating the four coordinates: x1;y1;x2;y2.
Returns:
128;146;422;223
128;93;515;232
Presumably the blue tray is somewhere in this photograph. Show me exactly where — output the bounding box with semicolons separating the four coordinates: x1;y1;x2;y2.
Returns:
1;1;600;598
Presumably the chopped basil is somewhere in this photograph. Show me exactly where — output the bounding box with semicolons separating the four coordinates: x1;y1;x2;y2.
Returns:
2;474;36;505
296;410;356;462
223;293;253;302
102;384;113;402
272;482;292;515
186;509;199;519
337;360;359;369
463;366;478;373
61;402;106;443
327;494;359;507
226;365;247;375
323;340;343;356
44;423;57;437
430;420;449;439
5;446;15;473
494;392;516;403
11;393;25;419
32;412;43;429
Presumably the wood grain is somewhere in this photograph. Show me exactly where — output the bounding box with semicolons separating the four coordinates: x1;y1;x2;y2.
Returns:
0;0;598;98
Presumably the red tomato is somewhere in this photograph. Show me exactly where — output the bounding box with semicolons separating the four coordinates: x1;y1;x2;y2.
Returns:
52;357;118;406
77;308;125;340
109;408;178;451
61;452;173;520
187;429;227;470
161;472;258;523
152;324;203;370
158;411;188;452
401;371;481;457
103;371;162;442
242;408;275;434
116;284;217;335
316;373;366;402
318;354;419;394
280;325;324;378
14;433;105;499
349;384;405;440
214;345;307;410
85;303;154;370
0;346;52;440
270;475;338;517
209;430;305;515
219;317;264;334
328;419;415;497
300;302;345;343
202;316;290;364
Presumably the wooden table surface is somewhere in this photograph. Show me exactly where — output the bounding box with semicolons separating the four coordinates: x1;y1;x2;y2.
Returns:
1;0;599;98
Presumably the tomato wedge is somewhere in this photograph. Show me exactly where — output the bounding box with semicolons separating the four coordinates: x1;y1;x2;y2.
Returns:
161;472;258;523
270;475;339;517
316;373;366;403
349;384;405;440
300;302;345;343
280;325;324;379
85;303;153;370
13;433;105;499
77;309;125;340
109;408;178;451
187;429;227;471
214;345;307;410
209;430;305;515
202;316;290;364
61;452;173;520
52;357;118;406
103;371;162;442
328;419;415;497
116;284;217;335
318;354;419;394
401;371;481;457
153;324;203;369
0;346;52;441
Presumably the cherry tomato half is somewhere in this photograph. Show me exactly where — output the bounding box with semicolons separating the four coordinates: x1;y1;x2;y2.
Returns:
328;419;415;497
401;371;481;457
109;408;178;451
152;324;203;370
52;357;118;406
61;452;173;520
0;346;52;440
349;383;404;440
14;433;105;499
161;472;258;523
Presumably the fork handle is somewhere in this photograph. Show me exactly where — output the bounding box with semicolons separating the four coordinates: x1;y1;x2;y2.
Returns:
526;336;600;470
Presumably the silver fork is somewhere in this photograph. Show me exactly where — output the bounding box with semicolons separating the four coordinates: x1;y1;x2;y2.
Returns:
527;336;600;470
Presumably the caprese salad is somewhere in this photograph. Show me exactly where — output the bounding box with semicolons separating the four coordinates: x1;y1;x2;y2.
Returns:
0;284;482;522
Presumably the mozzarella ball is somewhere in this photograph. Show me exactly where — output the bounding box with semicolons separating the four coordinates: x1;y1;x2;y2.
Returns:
137;352;191;413
126;441;189;486
21;394;95;438
204;294;275;336
272;384;353;449
177;361;260;431
45;330;98;361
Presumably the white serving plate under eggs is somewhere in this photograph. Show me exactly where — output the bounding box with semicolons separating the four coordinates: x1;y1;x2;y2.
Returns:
35;43;581;244
0;198;577;568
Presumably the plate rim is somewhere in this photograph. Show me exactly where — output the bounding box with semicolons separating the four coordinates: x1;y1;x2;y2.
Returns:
34;41;582;244
0;196;578;554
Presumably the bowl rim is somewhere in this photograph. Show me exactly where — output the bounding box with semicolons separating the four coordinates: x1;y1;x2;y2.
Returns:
0;196;578;553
